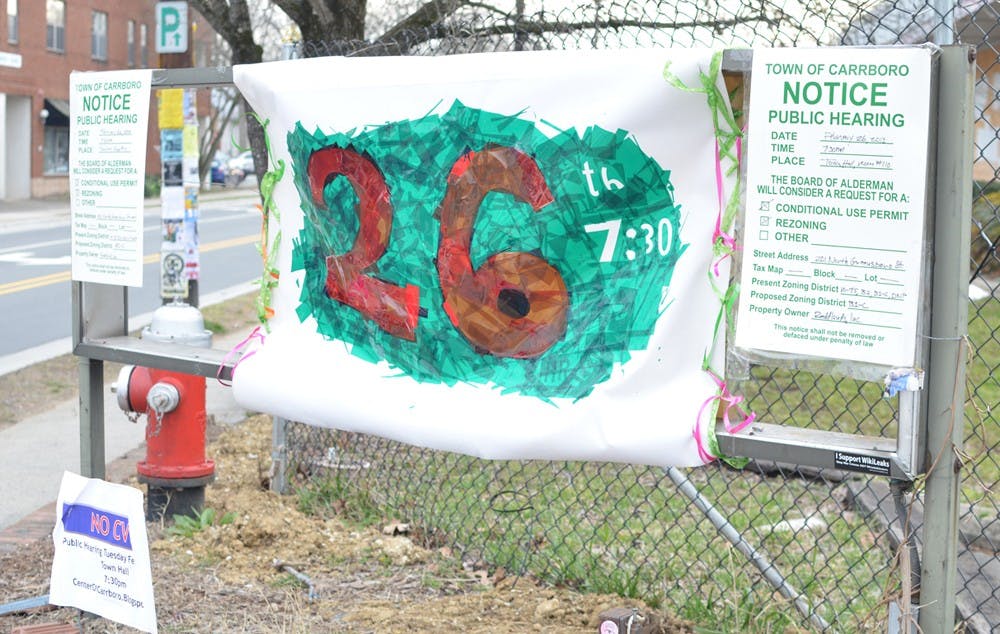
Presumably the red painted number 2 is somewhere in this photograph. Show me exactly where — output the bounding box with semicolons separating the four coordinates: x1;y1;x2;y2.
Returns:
307;145;568;358
307;148;420;340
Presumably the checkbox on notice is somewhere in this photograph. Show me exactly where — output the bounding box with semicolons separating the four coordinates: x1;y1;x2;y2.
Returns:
759;230;769;241
760;216;770;227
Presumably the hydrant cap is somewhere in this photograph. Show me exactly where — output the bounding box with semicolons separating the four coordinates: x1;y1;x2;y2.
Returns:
142;303;212;348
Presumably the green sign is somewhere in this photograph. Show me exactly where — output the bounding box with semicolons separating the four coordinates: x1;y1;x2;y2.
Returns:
156;1;188;54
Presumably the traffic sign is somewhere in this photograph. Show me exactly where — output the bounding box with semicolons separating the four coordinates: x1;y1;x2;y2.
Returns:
156;1;188;54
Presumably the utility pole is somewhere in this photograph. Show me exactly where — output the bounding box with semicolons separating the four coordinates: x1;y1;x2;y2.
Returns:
156;1;200;306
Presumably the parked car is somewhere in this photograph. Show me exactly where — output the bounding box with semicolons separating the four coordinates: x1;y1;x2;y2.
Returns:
228;150;255;174
224;150;255;187
209;158;226;184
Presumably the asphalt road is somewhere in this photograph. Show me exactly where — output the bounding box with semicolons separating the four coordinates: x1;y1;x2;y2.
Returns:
0;190;265;529
0;192;263;361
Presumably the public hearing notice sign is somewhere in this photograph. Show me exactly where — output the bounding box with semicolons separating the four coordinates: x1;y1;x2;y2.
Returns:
70;69;152;287
49;471;157;633
735;47;933;368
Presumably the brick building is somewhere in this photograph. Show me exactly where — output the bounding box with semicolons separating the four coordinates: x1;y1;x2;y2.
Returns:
0;1;219;200
0;1;158;199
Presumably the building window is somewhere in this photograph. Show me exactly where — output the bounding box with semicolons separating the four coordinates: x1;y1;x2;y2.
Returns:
46;0;64;53
127;20;135;67
140;23;147;67
44;126;70;175
7;0;17;44
91;11;108;61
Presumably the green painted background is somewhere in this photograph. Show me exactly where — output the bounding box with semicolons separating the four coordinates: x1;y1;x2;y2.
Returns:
289;101;686;400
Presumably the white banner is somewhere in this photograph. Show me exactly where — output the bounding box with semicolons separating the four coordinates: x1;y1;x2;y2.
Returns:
231;49;735;466
49;472;157;633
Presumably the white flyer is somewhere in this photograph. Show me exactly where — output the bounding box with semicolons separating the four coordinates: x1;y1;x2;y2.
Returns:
735;47;933;367
49;471;157;633
70;69;152;287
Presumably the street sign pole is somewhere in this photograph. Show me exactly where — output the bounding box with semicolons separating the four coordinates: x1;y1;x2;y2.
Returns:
156;2;199;306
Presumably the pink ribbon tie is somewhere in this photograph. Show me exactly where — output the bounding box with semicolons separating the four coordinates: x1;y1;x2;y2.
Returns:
693;370;756;464
217;326;266;386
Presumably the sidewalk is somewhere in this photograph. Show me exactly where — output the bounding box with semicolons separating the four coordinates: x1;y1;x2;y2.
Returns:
0;322;256;549
0;186;262;547
0;179;259;550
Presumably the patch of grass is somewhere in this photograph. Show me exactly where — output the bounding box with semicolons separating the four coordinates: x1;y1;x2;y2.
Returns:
360;546;394;568
43;379;69;394
971;190;1000;279
291;439;891;632
964;295;1000;503
165;507;236;538
144;174;161;199
200;292;261;335
420;553;465;591
733;366;896;439
687;587;806;634
294;470;384;528
203;318;226;335
271;573;308;590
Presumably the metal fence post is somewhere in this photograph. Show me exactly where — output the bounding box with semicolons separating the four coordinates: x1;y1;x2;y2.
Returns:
78;357;105;479
271;417;289;494
73;281;127;479
665;467;830;630
918;44;975;632
929;0;955;46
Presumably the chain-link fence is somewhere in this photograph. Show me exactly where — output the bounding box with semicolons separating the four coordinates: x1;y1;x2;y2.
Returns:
269;1;998;631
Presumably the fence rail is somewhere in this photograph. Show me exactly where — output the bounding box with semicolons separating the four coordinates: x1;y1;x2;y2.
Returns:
213;1;1000;631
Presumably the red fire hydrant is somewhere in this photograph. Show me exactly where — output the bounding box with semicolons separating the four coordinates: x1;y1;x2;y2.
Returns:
113;302;214;521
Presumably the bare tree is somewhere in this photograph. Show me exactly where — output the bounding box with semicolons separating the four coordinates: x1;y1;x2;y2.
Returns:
198;87;242;182
188;0;263;64
191;1;790;62
187;0;269;181
839;0;952;45
185;0;798;177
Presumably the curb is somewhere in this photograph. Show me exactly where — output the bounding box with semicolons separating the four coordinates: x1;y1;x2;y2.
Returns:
0;504;55;553
0;446;146;553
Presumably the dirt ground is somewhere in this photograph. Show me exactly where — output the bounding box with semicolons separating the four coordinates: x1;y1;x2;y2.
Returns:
0;290;693;632
0;415;690;632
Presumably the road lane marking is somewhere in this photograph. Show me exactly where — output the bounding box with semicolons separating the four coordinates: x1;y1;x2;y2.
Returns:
0;269;69;295
0;238;69;255
0;251;73;266
0;211;259;255
190;233;260;254
0;234;258;296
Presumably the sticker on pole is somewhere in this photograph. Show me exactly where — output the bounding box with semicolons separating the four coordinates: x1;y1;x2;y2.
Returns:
49;471;157;633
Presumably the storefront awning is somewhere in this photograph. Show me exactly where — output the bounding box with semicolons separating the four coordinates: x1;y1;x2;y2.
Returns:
44;98;70;126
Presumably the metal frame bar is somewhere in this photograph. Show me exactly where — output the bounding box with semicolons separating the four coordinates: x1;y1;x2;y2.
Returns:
72;68;241;478
151;66;233;88
75;52;970;481
716;47;970;482
73;50;971;633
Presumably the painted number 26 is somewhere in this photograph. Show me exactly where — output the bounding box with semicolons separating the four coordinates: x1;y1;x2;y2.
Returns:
307;145;569;359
